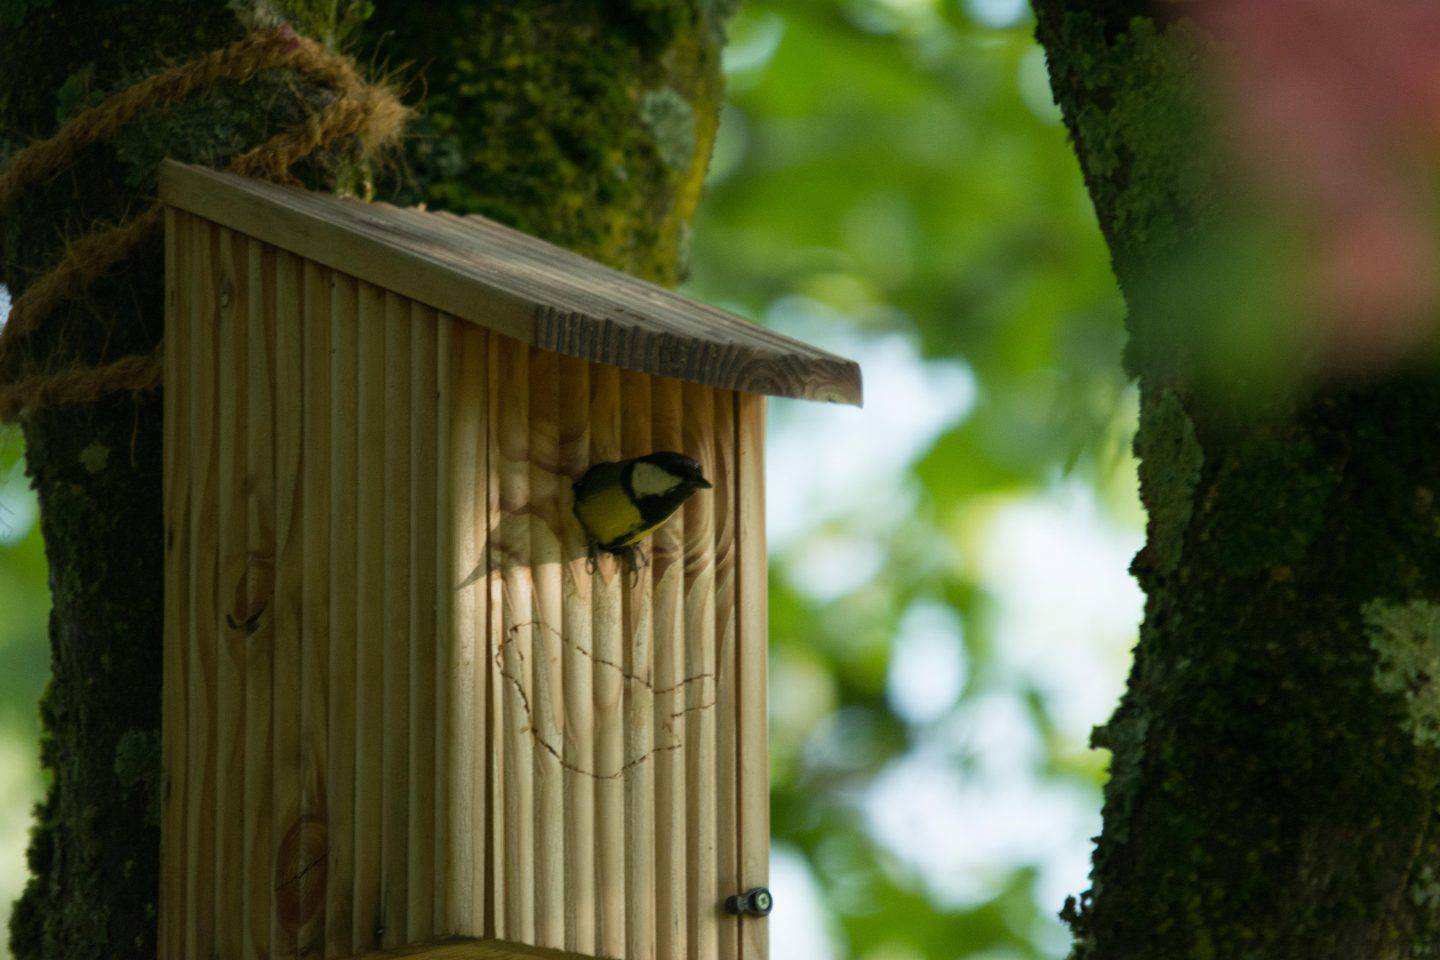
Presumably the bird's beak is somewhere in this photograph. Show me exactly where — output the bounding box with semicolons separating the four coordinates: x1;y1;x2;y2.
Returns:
694;477;713;489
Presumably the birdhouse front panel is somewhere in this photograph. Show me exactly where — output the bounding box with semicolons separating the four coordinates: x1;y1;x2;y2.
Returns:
160;206;772;960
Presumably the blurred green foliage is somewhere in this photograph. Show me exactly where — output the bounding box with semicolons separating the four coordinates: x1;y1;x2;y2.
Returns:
0;1;1137;956
683;1;1136;956
0;423;49;956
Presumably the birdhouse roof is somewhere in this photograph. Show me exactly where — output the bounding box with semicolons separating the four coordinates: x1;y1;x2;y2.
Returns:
159;160;862;405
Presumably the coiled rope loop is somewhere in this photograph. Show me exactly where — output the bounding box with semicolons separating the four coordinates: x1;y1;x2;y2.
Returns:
0;25;409;421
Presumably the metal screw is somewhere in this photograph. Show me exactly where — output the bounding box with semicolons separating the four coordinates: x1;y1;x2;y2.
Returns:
725;886;774;918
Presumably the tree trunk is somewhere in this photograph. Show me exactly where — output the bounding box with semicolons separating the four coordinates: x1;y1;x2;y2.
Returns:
2;3;725;957
1034;5;1440;958
359;0;727;285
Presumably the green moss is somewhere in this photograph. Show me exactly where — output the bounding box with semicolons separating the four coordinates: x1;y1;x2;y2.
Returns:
113;729;162;826
1041;14;1212;257
1038;12;1218;381
1134;387;1201;576
1205;432;1337;577
1366;600;1440;750
362;0;724;285
1089;707;1148;844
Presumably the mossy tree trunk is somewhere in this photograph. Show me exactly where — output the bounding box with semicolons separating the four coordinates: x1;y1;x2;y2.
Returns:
1;3;726;958
1034;5;1440;958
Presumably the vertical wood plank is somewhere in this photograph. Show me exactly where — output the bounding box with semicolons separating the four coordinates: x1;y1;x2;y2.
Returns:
186;218;221;960
353;281;388;952
682;383;719;960
435;315;457;939
382;291;414;947
485;327;505;940
589;364;627;959
622;368;659;960
529;347;566;951
160;208;190;960
736;393;769;960
215;225;250;960
326;271;361;958
272;248;306;960
649;375;687;960
244;238;277;960
297;259;333;959
493;334;535;944
712;392;741;960
444;321;486;937
409;301;440;943
558;355;595;956
472;327;492;941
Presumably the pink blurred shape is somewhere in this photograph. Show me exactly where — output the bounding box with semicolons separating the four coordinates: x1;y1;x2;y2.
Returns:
1198;0;1440;371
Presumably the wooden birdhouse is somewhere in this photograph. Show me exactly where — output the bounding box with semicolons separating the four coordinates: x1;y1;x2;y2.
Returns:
155;160;862;960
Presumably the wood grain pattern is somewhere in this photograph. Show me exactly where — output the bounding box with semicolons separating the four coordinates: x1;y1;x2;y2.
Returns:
383;291;415;947
620;369;656;960
589;364;627;959
683;382;720;960
244;236;277;960
410;301;440;944
485;324;505;941
435;315;458;939
160;207;190;960
343;936;615;959
299;258;333;959
215;225;250;960
650;375;687;960
273;248;306;960
736;394;770;960
160;160;861;406
445;321;488;938
712;395;741;960
529;348;566;951
162;220;773;960
186;214;221;960
558;355;596;956
353;281;388;952
493;334;535;944
328;270;362;958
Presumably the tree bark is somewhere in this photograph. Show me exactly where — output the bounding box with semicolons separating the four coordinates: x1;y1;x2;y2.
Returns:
2;3;725;958
359;0;728;284
1034;5;1440;958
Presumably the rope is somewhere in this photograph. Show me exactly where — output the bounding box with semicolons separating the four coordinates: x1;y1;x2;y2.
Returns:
0;25;409;422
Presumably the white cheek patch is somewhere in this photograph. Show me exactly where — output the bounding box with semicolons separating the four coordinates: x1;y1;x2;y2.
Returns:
631;461;681;497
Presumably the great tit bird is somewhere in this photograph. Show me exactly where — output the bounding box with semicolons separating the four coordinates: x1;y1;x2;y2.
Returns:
573;451;712;568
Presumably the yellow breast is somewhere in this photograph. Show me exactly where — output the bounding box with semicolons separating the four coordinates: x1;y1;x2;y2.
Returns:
573;481;646;548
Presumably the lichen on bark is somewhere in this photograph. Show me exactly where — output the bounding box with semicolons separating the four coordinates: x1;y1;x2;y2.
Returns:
1366;600;1440;750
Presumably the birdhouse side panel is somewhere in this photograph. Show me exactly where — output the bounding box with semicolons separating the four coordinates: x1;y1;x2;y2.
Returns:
161;212;468;960
469;332;769;960
163;207;770;960
737;391;769;960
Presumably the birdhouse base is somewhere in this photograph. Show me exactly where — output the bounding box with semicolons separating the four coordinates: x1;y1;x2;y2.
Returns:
349;936;606;959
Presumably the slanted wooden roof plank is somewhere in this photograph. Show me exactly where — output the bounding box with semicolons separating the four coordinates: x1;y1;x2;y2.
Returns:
158;160;862;405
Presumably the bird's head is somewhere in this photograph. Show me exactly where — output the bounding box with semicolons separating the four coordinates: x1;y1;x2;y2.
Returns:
631;451;712;498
